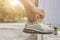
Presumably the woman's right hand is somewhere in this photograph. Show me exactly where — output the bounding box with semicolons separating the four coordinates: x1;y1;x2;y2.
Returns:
36;8;45;19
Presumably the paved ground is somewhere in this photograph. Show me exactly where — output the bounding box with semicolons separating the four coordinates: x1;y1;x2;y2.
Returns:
0;23;37;40
0;23;60;40
38;31;60;40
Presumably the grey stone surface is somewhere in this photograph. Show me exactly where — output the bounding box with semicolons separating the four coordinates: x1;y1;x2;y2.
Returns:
38;31;60;40
0;23;60;40
0;29;37;40
0;23;37;40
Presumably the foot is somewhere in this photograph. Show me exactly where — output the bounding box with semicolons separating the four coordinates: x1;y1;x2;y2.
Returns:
23;22;53;34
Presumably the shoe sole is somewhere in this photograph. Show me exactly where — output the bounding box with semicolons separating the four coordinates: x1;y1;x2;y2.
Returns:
23;28;53;34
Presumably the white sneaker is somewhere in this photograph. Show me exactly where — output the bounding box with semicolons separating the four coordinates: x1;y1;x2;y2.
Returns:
23;22;53;34
39;22;53;31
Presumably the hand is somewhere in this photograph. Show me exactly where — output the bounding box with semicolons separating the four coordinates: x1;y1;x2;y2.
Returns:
36;8;45;19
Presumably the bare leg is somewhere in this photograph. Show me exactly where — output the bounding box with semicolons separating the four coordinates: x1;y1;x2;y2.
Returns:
20;0;44;23
20;0;53;34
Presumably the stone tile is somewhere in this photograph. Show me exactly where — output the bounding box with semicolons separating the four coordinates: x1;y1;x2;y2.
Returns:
0;27;37;40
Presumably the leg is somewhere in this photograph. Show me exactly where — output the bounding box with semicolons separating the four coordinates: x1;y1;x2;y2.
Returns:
20;0;53;34
20;0;44;23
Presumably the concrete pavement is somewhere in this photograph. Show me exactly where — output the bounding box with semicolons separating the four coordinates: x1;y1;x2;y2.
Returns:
0;23;37;40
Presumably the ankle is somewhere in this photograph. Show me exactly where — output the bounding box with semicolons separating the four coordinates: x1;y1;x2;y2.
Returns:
27;21;38;24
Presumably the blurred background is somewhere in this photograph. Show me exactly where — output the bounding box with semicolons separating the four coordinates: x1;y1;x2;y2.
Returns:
0;0;38;23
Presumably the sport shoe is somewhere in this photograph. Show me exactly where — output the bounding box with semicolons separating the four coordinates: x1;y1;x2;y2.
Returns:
23;22;53;34
39;22;53;31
